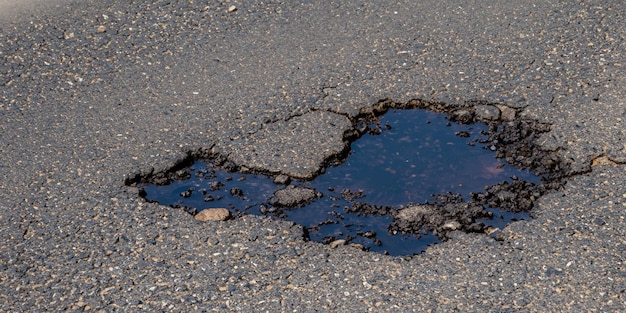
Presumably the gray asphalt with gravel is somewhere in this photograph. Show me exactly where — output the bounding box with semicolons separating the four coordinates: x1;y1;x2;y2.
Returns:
1;0;625;311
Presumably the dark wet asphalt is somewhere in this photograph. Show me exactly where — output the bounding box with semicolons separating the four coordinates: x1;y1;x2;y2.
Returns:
1;1;624;311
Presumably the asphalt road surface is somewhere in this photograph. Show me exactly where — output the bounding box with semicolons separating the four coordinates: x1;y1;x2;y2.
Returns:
1;0;624;311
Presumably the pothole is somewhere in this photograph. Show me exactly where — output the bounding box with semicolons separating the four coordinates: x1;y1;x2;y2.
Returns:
126;100;570;256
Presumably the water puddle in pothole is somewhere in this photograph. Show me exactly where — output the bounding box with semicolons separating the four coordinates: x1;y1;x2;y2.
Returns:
139;109;542;255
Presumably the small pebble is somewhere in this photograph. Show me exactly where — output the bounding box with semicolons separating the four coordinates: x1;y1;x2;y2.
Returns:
442;220;461;230
349;243;365;250
195;208;231;222
329;239;346;249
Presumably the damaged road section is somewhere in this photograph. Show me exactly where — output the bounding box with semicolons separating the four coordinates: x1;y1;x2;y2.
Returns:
218;110;356;180
126;99;572;255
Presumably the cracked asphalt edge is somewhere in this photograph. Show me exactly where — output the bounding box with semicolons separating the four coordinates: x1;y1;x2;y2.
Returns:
128;98;576;244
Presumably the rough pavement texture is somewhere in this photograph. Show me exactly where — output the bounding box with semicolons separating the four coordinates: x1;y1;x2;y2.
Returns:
1;0;625;311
